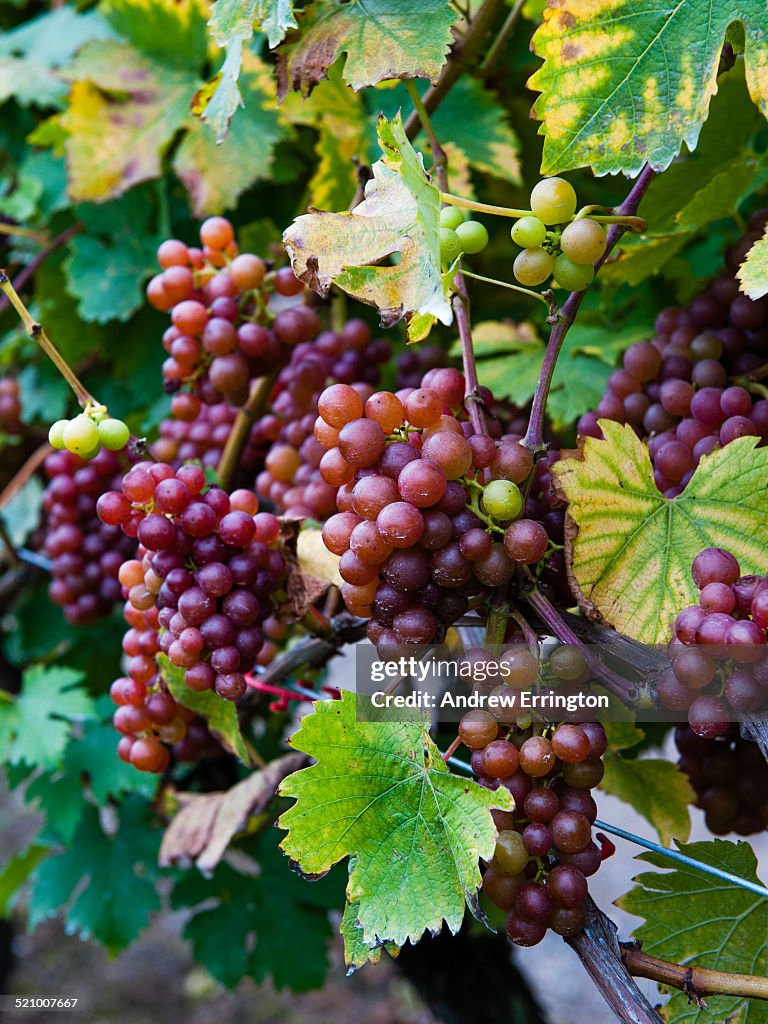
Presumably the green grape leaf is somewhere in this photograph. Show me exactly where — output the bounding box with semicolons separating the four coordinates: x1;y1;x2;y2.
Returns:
159;655;252;765
64;707;158;807
278;690;512;948
0;666;95;770
341;887;400;972
101;0;208;69
284;113;451;342
63;193;159;323
0;7;115;108
277;0;456;97
601;752;694;846
24;772;88;843
617;839;768;1024
738;224;768;300
34;257;112;365
171;831;342;991
27;798;163;954
528;0;768;176
451;319;648;427
553;424;768;644
211;0;298;50
1;476;43;548
175;56;288;216
0;845;49;917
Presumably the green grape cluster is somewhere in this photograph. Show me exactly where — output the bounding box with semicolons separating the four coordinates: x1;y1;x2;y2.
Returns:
48;406;130;458
439;206;489;265
511;178;606;292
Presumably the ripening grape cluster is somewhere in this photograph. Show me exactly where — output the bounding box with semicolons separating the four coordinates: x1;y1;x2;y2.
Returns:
42;448;136;624
316;369;562;651
254;319;391;518
659;547;768;732
579;215;768;496
458;650;606;944
97;462;286;708
48;409;130;459
675;725;768;836
511;178;605;292
0;377;22;435
148;216;318;412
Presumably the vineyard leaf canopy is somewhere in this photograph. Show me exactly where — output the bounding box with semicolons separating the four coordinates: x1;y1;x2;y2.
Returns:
552;424;768;644
529;0;768;176
600;725;694;845
277;0;457;97
618;839;768;1024
278;690;512;951
738;224;768;299
284;113;452;342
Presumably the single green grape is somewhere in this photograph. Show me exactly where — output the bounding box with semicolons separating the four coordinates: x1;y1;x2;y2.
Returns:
559;218;606;264
62;414;100;456
98;417;130;451
80;443;101;461
440;227;462;263
48;419;69;450
511;215;547;249
530;177;578;225
493;830;530;875
481;479;523;521
553;253;595;291
513;247;554;287
456;220;488;255
439;206;465;230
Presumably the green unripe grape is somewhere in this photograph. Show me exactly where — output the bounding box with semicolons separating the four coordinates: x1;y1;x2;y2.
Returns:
455;220;488;255
440;227;462;263
481;479;523;521
98;417;130;451
511;215;547;249
48;419;69;450
439;206;465;230
559;218;606;264
513;247;554;287
515;713;533;730
80;443;101;461
553;253;595;291
62;414;100;456
493;830;530;875
530;176;578;225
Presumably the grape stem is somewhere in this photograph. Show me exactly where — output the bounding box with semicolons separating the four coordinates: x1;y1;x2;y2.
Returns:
0;268;97;409
460;268;552;307
440;192;533;220
215;372;276;489
620;943;768;1003
480;0;525;75
523;163;656;451
404;80;446;173
0;222;49;245
403;0;507;142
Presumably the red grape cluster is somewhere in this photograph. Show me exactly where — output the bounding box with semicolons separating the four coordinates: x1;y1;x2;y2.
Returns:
96;462;286;703
153;400;238;470
315;370;558;650
579;216;768;497
675;725;768;836
460;695;606;944
659;547;768;732
42;448;136;624
0;377;22;435
254;319;391;518
147;216;318;411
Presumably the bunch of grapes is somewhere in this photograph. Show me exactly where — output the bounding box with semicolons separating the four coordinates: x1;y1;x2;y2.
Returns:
510;178;605;292
578;216;768;497
42;448;136;625
96;462;286;704
675;725;768;836
659;547;768;732
458;671;606;944
48;407;130;460
152;400;239;470
316;369;562;651
394;343;446;390
148;216;318;410
254;319;390;518
0;377;22;435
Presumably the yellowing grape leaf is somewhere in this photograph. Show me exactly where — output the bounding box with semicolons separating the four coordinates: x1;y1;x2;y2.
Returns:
738;224;768;300
600;725;694;846
528;0;768;176
283;113;452;341
618;839;768;1024
278;691;512;948
101;0;208;69
553;424;768;645
341;888;400;972
277;0;457;97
